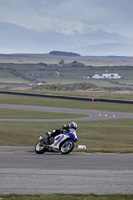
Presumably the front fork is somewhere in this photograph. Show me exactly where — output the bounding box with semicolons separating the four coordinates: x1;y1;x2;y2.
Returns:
66;140;71;146
39;139;46;147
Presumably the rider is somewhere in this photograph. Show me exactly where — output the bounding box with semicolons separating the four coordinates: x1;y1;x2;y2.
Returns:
45;122;77;145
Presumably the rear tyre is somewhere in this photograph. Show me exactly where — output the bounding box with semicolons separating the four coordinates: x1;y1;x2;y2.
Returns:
60;140;74;154
35;141;46;154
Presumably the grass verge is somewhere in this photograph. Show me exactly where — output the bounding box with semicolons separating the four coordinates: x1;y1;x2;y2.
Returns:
26;89;133;100
0;193;133;200
0;93;133;113
0;108;87;119
0;119;133;152
0;93;133;152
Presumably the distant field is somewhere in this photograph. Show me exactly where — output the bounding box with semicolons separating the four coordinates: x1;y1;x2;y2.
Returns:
0;77;30;83
0;62;133;92
1;54;133;66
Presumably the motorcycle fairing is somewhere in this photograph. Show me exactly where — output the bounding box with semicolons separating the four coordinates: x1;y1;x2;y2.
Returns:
51;134;70;150
68;128;78;142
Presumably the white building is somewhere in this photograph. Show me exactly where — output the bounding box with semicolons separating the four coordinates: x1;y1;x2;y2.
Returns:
92;72;122;79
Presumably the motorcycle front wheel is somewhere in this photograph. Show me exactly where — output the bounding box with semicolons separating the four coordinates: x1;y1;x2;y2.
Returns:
35;141;46;154
60;140;74;154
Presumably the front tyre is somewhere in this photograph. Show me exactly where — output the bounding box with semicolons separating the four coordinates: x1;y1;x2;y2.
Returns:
60;140;74;154
35;141;46;154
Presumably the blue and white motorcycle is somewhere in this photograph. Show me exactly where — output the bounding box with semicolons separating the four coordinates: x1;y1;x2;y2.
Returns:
35;128;78;155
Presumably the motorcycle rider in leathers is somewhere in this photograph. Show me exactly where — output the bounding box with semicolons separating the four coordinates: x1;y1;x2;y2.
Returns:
45;122;77;147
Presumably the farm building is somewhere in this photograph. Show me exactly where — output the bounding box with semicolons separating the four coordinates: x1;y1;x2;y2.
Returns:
92;72;122;79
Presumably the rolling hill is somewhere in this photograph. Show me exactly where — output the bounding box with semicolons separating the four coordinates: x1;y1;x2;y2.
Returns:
1;22;133;56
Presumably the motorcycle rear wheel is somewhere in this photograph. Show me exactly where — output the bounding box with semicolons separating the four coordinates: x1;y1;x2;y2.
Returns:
60;140;74;154
35;141;46;154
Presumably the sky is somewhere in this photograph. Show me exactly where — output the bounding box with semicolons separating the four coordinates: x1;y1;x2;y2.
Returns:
0;0;133;38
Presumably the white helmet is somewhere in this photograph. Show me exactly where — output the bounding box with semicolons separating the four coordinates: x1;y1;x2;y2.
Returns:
69;122;77;130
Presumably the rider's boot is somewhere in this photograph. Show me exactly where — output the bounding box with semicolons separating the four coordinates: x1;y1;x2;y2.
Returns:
45;137;50;144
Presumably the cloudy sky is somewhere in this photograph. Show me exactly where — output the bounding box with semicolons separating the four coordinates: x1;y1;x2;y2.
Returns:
0;0;133;37
0;0;133;55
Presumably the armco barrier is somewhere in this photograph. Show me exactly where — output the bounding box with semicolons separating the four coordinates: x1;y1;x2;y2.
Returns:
0;90;133;104
0;90;92;101
97;98;133;104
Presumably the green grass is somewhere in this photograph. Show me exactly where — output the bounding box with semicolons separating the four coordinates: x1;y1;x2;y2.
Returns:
77;120;133;152
0;193;133;200
0;77;29;83
0;71;14;77
0;108;87;119
0;119;133;151
0;93;133;113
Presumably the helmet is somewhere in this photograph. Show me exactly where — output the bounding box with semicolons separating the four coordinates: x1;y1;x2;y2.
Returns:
69;122;77;130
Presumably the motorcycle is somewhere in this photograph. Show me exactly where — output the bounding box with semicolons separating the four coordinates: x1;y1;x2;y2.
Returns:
35;128;78;154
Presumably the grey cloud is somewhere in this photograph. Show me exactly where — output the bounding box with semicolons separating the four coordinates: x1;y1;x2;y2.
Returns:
0;0;133;37
0;0;133;55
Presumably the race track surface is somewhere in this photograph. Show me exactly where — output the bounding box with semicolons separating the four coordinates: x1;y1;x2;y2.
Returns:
0;103;133;122
0;146;133;194
0;104;133;194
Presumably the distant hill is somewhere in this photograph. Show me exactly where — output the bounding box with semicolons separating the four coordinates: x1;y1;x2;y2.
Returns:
49;51;81;57
1;22;133;56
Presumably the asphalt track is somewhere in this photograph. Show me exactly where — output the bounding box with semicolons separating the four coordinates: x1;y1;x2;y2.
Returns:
0;147;133;194
0;104;133;194
0;103;133;122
